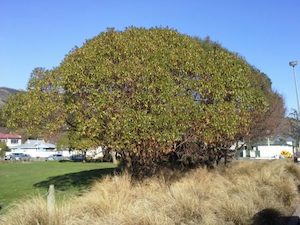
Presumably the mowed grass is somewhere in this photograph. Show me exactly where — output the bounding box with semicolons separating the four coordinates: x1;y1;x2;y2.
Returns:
0;161;116;209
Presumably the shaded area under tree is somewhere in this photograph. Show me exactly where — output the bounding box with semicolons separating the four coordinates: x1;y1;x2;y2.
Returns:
252;208;299;225
33;167;116;191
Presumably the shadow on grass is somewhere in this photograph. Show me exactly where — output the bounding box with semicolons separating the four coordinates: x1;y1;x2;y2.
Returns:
33;167;116;191
252;208;299;225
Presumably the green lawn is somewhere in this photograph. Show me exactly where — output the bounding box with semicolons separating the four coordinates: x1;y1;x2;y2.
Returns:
0;161;116;210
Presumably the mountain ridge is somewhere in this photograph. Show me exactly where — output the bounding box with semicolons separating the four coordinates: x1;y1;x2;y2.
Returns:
0;87;21;106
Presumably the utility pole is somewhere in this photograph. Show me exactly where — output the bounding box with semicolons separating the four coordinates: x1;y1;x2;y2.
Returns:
289;60;299;153
289;61;300;116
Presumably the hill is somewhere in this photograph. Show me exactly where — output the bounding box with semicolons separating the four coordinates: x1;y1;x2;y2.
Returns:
0;87;21;106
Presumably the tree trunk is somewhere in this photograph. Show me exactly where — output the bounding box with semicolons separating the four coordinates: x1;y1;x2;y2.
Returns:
110;150;118;164
224;149;228;165
83;150;87;163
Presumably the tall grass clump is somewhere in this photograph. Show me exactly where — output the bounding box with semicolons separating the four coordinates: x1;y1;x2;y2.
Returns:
1;160;300;225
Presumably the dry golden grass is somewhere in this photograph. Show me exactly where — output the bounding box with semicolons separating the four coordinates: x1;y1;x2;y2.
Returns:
1;160;300;225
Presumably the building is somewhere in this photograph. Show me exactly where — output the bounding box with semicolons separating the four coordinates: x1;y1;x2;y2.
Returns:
238;136;295;159
6;138;105;159
11;139;56;158
0;133;22;149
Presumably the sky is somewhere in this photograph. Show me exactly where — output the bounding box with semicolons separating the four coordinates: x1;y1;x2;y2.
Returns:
1;0;300;113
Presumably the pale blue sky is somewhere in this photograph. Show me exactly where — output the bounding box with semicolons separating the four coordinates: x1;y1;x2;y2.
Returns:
0;0;300;112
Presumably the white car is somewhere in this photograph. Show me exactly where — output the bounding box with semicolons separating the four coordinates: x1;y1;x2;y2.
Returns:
46;154;64;161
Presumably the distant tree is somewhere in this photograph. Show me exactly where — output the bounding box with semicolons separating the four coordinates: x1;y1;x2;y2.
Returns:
56;133;70;150
247;91;286;142
0;142;9;157
57;131;98;162
287;110;300;149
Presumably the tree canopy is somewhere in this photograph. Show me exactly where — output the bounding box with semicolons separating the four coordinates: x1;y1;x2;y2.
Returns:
1;27;284;176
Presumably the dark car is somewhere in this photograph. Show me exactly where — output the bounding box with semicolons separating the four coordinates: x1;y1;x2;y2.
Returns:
70;154;84;162
6;153;31;161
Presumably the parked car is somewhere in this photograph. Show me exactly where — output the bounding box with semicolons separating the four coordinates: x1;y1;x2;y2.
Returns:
70;154;84;162
5;153;31;161
4;155;11;160
46;154;64;161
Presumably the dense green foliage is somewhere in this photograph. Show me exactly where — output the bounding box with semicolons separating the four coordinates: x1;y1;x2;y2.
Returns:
1;68;65;139
0;142;9;157
1;27;284;176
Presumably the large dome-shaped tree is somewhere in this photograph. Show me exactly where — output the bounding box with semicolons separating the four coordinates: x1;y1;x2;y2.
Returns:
57;28;267;174
2;27;279;176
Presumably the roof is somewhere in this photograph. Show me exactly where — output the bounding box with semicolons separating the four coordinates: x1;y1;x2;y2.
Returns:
254;136;295;147
0;133;22;139
14;139;56;149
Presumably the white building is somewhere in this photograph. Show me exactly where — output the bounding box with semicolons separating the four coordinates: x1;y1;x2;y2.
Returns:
9;139;104;159
0;133;22;149
86;146;104;159
238;136;294;159
11;139;56;158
